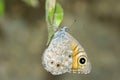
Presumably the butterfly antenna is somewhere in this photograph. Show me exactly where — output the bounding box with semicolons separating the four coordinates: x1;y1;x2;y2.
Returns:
69;19;77;28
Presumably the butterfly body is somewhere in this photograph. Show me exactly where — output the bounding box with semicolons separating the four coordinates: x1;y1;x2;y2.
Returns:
42;27;91;75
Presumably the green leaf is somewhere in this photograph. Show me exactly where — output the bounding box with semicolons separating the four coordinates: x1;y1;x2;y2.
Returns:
45;0;64;45
0;0;4;16
46;0;56;45
46;0;56;26
53;3;63;29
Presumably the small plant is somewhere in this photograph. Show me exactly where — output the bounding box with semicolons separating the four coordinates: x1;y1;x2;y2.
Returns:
45;0;63;45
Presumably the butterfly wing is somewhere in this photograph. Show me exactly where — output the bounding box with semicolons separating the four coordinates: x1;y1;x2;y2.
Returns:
65;32;91;74
42;29;73;75
42;27;91;75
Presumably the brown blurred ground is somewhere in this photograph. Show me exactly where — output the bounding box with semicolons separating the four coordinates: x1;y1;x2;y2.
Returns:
0;0;120;80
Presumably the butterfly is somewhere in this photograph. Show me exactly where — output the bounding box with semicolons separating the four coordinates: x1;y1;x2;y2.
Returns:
42;27;91;75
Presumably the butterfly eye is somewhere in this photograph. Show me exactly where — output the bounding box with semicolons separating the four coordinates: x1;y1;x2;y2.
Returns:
78;55;87;65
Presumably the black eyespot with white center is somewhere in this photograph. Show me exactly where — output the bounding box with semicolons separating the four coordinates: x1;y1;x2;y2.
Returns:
79;58;86;64
78;55;87;65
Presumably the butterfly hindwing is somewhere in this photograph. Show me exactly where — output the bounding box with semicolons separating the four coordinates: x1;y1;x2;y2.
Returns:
42;27;91;75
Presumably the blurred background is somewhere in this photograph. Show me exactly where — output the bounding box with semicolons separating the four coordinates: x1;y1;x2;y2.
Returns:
0;0;120;80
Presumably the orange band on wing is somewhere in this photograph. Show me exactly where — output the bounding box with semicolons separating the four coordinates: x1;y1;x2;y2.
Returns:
71;43;79;69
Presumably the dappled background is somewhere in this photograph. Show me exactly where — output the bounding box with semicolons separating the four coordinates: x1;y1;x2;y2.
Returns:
0;0;120;80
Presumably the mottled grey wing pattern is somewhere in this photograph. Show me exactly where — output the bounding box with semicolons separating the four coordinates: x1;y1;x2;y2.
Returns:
42;27;91;75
